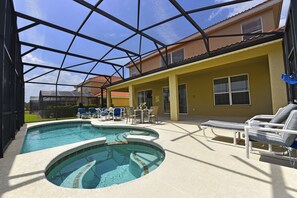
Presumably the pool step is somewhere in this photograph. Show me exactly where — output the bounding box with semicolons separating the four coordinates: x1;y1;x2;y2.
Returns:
61;160;96;188
129;152;160;177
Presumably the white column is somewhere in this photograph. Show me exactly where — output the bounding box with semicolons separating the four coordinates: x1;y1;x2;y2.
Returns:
169;74;179;121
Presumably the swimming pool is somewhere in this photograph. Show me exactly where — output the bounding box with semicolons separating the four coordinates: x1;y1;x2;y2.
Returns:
21;121;158;153
46;142;165;189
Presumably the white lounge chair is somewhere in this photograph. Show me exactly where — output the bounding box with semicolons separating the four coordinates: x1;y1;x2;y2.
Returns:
245;110;297;161
200;103;297;146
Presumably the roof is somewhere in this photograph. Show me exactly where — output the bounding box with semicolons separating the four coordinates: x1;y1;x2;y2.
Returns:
178;29;283;65
40;90;96;98
29;96;39;101
88;76;122;83
109;31;284;87
76;76;123;87
125;0;283;67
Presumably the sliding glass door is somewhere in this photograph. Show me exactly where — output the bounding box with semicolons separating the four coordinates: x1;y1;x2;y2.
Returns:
178;84;188;113
163;87;170;113
137;90;152;108
163;84;187;114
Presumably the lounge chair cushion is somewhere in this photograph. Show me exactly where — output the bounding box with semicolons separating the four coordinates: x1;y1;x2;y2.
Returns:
282;110;297;146
248;130;286;146
201;120;245;131
249;110;297;147
269;103;297;124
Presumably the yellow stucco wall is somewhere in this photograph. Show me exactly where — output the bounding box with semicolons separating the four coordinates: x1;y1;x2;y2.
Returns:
179;57;273;117
130;56;273;117
110;40;287;119
112;98;129;107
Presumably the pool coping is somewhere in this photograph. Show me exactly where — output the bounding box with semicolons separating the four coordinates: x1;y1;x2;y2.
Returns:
21;119;160;154
2;119;297;197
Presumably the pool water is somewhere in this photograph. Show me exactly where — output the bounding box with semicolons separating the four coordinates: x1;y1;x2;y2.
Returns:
21;122;158;153
46;143;165;189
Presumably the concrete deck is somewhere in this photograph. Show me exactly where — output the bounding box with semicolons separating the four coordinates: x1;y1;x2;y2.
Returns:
1;118;297;198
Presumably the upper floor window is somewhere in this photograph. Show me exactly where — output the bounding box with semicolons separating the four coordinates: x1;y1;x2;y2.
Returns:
161;53;172;67
213;74;250;105
172;49;184;63
160;48;184;67
131;67;136;76
242;18;262;40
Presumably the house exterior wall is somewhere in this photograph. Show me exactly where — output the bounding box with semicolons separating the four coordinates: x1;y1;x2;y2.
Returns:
112;98;129;107
179;57;273;117
128;6;280;76
109;39;286;119
131;57;272;117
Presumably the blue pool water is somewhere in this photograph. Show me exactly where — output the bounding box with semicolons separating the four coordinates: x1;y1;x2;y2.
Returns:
21;122;158;153
46;143;165;189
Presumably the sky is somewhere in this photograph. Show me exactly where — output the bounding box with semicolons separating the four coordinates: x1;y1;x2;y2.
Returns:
13;0;291;102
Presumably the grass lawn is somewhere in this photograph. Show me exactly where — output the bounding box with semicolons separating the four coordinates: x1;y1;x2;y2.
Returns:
25;111;76;123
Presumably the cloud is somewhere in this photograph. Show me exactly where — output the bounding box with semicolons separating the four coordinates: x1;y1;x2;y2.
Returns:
24;53;84;102
23;53;48;65
151;1;179;44
209;0;290;28
25;71;85;102
209;0;266;21
208;8;224;21
17;1;46;47
23;1;45;19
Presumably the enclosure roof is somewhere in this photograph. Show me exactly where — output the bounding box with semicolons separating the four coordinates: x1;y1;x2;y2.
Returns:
109;29;283;87
14;0;284;91
125;0;283;67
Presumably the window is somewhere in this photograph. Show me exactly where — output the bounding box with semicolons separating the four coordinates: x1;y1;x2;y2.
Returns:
160;49;184;67
161;53;171;67
131;67;136;76
172;49;184;63
138;90;152;108
242;18;262;40
214;74;250;105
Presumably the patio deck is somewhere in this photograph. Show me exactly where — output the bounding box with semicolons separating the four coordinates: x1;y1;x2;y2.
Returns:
0;117;297;198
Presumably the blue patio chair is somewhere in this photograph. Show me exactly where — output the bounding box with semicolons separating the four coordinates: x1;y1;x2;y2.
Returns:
77;108;90;118
113;108;122;120
88;107;96;117
95;108;101;118
100;107;114;120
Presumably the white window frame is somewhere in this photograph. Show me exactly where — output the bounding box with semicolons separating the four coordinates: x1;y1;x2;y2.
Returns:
160;48;185;67
213;73;251;106
241;17;263;41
